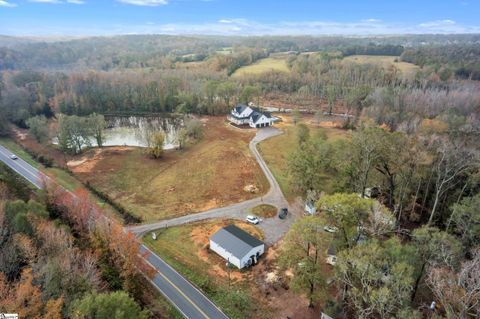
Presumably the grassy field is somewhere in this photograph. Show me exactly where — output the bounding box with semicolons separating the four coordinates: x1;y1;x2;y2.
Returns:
250;204;277;218
70;117;269;222
258;115;349;201
143;219;266;319
232;57;290;77
342;55;420;79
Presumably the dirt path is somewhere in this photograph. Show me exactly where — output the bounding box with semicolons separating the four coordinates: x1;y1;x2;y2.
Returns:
127;126;297;245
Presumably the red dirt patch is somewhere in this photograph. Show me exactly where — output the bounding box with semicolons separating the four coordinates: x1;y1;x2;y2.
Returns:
190;220;264;281
68;116;270;222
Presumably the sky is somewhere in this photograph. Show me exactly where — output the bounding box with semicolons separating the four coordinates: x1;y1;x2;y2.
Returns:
0;0;479;36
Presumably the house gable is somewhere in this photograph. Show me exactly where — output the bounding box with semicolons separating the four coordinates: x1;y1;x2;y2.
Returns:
232;104;253;119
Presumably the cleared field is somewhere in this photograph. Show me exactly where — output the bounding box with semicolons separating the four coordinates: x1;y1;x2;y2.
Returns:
69;117;269;222
143;219;265;319
342;55;420;79
258;114;349;201
232;57;290;77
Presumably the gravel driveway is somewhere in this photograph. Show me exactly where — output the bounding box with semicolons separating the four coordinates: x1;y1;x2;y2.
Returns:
127;126;298;245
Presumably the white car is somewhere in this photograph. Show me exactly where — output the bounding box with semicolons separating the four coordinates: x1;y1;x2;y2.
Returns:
324;225;339;233
10;154;18;160
246;215;260;225
326;255;337;266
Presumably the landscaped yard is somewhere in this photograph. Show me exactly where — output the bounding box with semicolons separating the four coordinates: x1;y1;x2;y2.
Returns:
232;57;290;77
258;114;349;201
342;55;420;79
69;117;270;222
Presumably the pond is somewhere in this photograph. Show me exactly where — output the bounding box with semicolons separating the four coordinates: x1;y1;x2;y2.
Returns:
52;115;185;150
103;115;184;149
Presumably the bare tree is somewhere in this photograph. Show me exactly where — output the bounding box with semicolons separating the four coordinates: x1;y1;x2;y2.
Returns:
427;139;478;225
427;248;480;318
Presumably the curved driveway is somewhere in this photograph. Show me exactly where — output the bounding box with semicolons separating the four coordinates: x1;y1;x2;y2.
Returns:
0;126;297;319
128;126;296;245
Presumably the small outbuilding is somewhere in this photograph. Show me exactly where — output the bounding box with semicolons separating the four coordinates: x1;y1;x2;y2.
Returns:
209;224;265;269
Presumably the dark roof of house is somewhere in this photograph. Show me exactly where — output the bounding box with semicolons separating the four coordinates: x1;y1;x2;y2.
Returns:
210;224;264;259
251;111;262;123
234;104;249;114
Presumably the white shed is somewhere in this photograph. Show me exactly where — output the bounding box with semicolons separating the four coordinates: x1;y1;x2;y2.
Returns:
209;224;265;269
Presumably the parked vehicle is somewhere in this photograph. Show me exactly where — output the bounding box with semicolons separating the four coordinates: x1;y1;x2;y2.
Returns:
10;154;18;160
246;215;260;225
278;208;288;219
324;225;339;233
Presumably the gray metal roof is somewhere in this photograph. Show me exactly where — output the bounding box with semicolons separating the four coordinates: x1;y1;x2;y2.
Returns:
210;225;264;259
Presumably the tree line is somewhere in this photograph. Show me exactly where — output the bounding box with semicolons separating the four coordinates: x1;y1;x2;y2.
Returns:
0;173;160;318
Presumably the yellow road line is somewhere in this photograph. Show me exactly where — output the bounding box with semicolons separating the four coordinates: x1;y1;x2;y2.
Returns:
144;258;211;319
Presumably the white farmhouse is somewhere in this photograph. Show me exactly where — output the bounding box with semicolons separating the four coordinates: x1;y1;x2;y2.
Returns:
228;104;273;128
209;224;265;269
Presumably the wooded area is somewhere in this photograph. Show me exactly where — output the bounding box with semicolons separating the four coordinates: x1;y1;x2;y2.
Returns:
0;34;479;318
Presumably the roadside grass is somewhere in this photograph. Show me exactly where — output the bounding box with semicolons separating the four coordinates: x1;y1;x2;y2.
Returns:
342;55;420;79
250;204;277;218
71;118;270;222
0;138;41;168
0;137;122;222
232;57;290;77
143;219;266;319
0;137;86;192
258;115;349;201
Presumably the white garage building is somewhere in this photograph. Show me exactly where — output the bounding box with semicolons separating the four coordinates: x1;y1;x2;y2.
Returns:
209;224;265;269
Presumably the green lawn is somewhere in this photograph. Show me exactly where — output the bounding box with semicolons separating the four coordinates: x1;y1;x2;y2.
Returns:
232;57;290;77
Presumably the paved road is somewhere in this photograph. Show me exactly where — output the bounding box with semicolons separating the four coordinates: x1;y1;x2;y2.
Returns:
0;144;44;188
128;127;297;245
0;143;229;319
